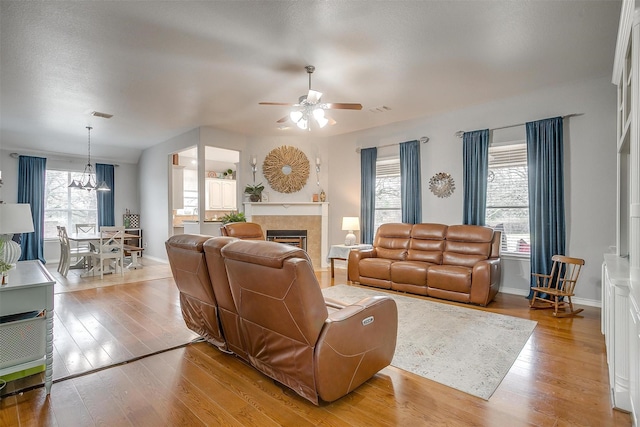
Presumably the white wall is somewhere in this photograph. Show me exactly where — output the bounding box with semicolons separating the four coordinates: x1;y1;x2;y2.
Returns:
326;76;617;305
241;135;330;204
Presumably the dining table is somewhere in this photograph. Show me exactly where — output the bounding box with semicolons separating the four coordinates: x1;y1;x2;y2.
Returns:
67;231;143;277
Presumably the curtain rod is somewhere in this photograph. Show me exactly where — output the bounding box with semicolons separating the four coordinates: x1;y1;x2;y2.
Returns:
9;152;120;167
355;136;429;153
454;113;584;138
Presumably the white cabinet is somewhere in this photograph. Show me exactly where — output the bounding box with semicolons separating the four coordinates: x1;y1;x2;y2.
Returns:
206;179;236;210
0;261;55;394
603;256;632;412
607;2;640;422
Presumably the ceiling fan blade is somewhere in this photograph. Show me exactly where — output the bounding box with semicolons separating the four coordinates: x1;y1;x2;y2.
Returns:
276;115;290;124
328;117;337;126
259;102;297;106
324;103;363;110
307;90;322;104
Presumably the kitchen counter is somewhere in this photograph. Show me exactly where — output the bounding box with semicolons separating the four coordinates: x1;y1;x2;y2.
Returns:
183;221;223;236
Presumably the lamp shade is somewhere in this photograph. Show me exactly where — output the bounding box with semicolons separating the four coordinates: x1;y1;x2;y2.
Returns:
0;203;35;267
0;203;35;234
341;217;360;232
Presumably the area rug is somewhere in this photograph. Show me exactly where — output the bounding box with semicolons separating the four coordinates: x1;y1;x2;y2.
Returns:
321;284;537;400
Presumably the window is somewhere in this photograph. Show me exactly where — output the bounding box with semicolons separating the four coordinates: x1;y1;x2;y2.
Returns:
44;170;97;239
485;142;530;254
374;158;402;234
176;168;198;215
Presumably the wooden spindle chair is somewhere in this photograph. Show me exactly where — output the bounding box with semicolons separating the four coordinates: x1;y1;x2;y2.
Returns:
529;255;585;317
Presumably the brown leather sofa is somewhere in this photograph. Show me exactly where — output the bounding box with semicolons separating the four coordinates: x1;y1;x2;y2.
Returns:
166;235;398;405
348;223;501;306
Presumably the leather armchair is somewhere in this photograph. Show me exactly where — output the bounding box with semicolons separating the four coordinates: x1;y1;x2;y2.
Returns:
221;239;398;405
220;222;265;240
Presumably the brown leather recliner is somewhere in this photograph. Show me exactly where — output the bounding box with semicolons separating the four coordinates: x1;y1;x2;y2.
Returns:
220;239;398;405
165;234;228;350
202;236;248;361
220;222;265;240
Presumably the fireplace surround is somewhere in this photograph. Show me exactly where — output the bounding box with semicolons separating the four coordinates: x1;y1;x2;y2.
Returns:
243;202;328;268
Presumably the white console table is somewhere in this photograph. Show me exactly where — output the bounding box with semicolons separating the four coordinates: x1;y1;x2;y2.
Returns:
0;260;55;394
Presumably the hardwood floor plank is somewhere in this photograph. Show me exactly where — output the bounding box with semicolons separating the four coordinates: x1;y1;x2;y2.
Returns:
94;365;167;427
71;374;133;426
181;344;306;426
48;379;94;426
115;356;208;426
140;349;253;426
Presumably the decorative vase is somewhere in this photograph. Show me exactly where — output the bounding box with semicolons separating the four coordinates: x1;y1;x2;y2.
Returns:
250;194;261;202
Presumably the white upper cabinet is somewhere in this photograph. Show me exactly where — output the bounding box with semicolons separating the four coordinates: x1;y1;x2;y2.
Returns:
207;179;236;210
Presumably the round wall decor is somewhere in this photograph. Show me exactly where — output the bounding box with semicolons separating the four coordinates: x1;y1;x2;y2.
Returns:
262;145;310;193
429;172;456;198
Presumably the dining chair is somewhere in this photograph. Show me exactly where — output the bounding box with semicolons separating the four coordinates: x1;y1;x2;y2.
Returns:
75;223;96;251
58;226;93;277
56;226;66;274
529;254;585;317
90;226;125;279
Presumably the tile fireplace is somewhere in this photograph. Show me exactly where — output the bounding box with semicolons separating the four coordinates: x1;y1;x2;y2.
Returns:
243;202;328;269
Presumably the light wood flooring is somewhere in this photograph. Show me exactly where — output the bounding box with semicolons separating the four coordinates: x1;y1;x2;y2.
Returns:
0;261;633;426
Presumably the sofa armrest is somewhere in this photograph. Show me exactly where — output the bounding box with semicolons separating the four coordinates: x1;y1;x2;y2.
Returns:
347;248;376;282
470;258;502;306
314;296;397;403
324;297;347;310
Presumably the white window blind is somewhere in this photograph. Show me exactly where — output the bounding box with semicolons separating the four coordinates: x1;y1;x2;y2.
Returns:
374;158;402;233
486;142;530;254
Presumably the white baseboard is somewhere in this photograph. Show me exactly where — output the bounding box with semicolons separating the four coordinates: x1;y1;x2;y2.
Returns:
143;255;168;264
500;286;601;308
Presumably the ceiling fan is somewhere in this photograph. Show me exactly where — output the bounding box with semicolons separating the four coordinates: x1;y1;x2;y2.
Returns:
259;65;363;130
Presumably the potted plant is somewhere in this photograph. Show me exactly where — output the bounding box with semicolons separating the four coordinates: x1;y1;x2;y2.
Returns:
219;212;246;224
223;168;235;179
244;182;264;202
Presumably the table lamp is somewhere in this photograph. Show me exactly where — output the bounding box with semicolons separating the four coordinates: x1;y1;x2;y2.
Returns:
342;217;360;246
0;203;35;267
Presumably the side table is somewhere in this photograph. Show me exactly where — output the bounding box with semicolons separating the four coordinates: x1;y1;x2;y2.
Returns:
327;244;373;278
0;260;55;394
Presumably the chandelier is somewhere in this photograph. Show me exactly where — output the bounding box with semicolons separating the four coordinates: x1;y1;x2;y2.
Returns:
68;126;110;192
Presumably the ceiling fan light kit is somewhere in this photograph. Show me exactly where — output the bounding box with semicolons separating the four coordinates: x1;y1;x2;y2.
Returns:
259;65;363;131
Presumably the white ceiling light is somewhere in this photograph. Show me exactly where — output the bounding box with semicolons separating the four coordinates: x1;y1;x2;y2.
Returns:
260;65;362;131
68;126;110;192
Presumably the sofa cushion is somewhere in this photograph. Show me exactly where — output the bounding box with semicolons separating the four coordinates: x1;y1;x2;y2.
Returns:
427;265;472;293
407;223;447;264
442;225;494;267
359;257;393;280
390;260;431;286
373;223;411;260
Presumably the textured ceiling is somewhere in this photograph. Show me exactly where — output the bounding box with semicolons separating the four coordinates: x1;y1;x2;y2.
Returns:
0;1;621;164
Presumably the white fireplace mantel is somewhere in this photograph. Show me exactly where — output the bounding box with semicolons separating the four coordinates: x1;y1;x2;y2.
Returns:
243;202;329;268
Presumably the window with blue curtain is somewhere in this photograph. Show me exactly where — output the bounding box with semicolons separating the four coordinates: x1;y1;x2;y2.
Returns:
96;163;115;227
400;140;422;224
17;155;47;263
360;147;377;244
526;117;565;297
462;129;490;225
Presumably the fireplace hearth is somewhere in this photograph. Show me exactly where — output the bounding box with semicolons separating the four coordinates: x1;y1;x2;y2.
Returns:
266;229;307;251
